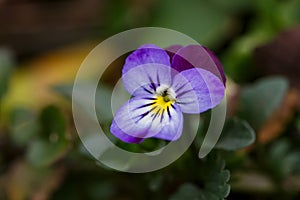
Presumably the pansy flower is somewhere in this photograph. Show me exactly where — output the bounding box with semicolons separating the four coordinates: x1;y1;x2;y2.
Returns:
110;44;226;143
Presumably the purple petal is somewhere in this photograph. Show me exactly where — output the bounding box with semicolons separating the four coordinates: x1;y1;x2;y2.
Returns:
122;44;171;75
153;103;183;141
172;68;225;114
202;46;226;85
122;63;173;96
110;122;145;143
165;45;183;62
110;95;160;140
111;94;184;142
171;45;226;85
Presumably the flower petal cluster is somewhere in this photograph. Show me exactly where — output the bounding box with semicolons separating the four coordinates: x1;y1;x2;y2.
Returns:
110;44;226;143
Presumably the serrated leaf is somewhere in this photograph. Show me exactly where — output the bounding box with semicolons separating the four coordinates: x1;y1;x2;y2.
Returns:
171;154;230;200
169;183;205;200
238;77;288;130
200;153;231;199
215;118;256;151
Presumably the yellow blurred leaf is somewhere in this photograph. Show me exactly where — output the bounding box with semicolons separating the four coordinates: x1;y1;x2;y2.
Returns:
1;41;106;116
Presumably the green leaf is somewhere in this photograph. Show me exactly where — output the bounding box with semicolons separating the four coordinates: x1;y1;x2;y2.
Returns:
280;0;300;27
217;0;300;83
215;118;256;151
267;140;300;179
200;154;231;199
27;140;67;167
170;183;205;200
238;77;288;130
222;4;285;83
9;108;40;146
40;105;66;140
26;105;68;167
0;48;14;100
222;31;269;83
171;153;230;200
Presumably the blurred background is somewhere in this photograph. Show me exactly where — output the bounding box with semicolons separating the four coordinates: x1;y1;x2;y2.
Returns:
1;0;300;199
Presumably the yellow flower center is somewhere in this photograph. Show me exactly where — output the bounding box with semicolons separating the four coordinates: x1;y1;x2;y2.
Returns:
152;95;174;114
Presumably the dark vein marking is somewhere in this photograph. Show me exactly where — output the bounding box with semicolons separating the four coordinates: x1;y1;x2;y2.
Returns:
160;110;165;123
135;106;157;123
156;73;161;86
143;97;156;100
147;74;157;91
171;104;176;110
152;108;161;121
176;89;194;98
176;101;195;105
135;102;156;110
142;86;153;94
167;106;171;120
174;82;189;94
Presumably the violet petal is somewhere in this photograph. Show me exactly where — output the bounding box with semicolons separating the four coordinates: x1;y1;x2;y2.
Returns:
122;63;172;96
172;68;225;113
110;94;184;140
110;122;145;143
172;45;226;85
123;44;171;75
165;45;183;62
153;103;183;141
202;46;226;85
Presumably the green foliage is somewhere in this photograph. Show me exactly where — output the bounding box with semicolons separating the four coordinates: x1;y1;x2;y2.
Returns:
171;153;230;200
39;105;66;140
10;108;40;146
216;118;255;151
152;0;232;47
222;0;300;83
267;139;300;180
27;105;68;167
222;31;270;82
170;183;205;200
27;140;67;167
238;77;288;130
0;48;14;100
